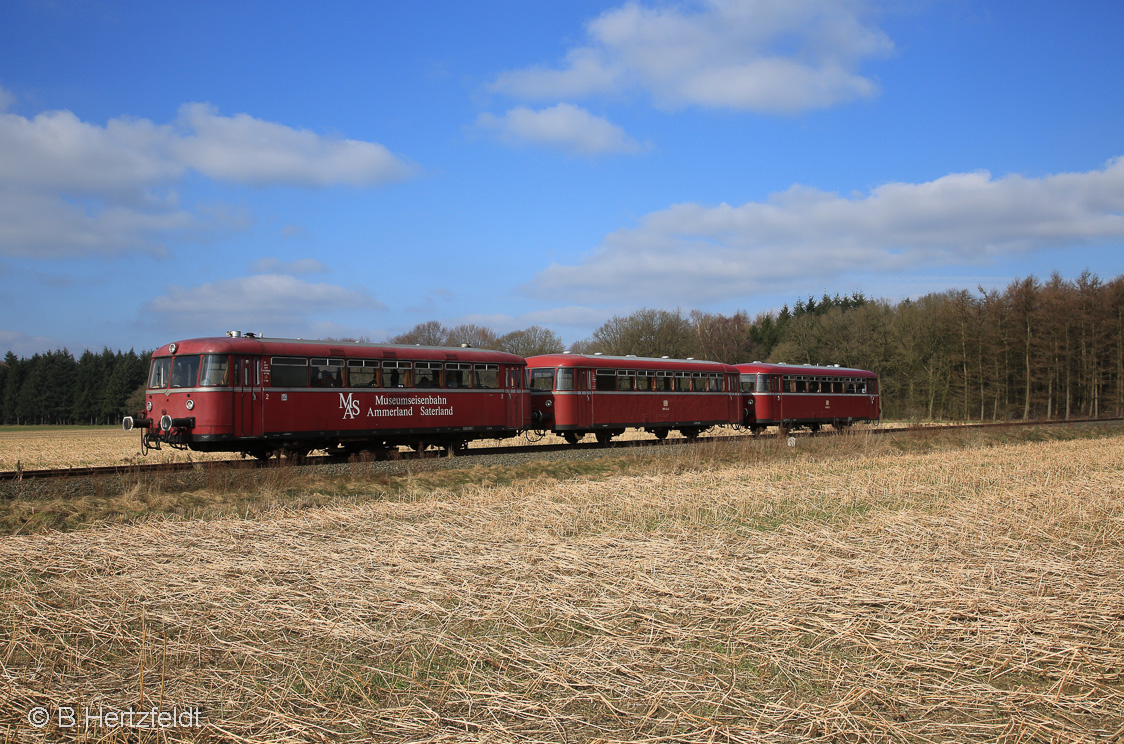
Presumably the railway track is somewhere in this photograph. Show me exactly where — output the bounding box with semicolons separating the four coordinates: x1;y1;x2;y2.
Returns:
2;416;1120;483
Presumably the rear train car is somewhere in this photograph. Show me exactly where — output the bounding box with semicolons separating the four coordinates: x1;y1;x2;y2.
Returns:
525;353;742;444
124;333;530;459
737;362;880;433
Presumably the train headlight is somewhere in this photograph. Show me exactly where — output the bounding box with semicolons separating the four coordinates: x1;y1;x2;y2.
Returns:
545;400;552;407
146;400;153;412
186;399;195;410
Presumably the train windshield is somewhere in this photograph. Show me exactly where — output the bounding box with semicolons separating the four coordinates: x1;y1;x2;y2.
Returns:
148;358;172;389
199;355;229;386
556;368;574;390
529;368;554;390
170;355;201;388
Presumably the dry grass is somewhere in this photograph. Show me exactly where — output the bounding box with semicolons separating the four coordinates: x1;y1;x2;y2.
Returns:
1;432;1122;742
0;426;232;470
0;422;897;470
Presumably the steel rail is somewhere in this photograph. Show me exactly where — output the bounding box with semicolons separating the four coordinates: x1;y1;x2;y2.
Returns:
2;416;1120;483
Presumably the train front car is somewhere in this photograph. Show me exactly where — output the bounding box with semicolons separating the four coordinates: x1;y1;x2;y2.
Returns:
123;335;252;455
125;334;530;459
736;362;880;433
525;353;741;444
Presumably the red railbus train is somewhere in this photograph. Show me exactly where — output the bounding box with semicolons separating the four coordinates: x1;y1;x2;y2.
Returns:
125;333;882;457
525;353;742;444
736;362;880;433
123;333;529;459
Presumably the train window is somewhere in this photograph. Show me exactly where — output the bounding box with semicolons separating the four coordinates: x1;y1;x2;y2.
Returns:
445;362;471;388
474;364;500;389
348;359;379;387
674;372;690;392
655;371;673;392
556;368;574;391
529;368;554;390
271;357;309;387
382;361;412;388
199;355;230;387
708;374;722;392
413;361;443;388
148;357;172;389
310;358;343;387
637;370;654;391
169;355;200;388
592;370;613;391
617;371;635;391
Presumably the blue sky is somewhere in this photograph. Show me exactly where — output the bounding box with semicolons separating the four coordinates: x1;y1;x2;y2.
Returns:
2;0;1122;356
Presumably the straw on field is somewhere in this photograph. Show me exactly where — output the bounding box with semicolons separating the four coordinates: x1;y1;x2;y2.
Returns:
1;434;1121;742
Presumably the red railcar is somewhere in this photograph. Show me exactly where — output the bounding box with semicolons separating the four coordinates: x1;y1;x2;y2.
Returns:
736;362;880;433
124;333;529;459
525;353;741;444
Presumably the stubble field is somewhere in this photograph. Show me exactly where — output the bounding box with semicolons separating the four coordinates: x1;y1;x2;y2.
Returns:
1;427;1122;742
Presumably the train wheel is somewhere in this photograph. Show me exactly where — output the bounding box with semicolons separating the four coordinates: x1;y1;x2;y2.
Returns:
809;423;821;435
563;432;582;445
444;440;468;456
653;429;669;440
411;441;428;453
595;430;613;445
680;427;701;440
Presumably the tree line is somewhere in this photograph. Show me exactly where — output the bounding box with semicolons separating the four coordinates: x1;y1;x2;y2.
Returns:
0;348;149;426
2;271;1121;424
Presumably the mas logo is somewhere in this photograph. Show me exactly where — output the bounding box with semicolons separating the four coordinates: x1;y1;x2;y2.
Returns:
339;392;361;419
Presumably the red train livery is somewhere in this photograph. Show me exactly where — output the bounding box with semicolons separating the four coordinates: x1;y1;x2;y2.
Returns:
737;362;880;433
125;333;882;457
525;353;742;444
123;334;529;459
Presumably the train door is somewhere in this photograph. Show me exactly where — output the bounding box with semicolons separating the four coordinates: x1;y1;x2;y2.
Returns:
576;368;593;429
772;375;784;426
505;366;525;429
233;356;261;437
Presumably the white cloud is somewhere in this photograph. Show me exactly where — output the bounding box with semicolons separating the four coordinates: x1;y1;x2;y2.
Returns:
172;103;414;187
476;104;645;155
491;0;893;112
144;274;385;332
0;86;15;112
527;157;1124;304
0;103;415;258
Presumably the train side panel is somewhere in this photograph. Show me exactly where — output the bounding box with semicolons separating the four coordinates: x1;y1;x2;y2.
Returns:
131;336;529;456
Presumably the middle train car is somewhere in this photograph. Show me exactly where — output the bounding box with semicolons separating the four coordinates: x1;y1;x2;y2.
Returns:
525;353;742;443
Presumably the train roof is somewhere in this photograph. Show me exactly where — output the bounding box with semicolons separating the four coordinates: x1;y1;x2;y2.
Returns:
526;352;737;372
150;334;526;365
735;361;877;377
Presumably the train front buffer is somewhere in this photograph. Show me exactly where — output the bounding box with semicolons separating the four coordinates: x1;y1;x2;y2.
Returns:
123;410;196;454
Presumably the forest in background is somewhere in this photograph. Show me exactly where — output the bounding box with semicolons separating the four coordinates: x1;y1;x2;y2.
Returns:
2;271;1122;424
